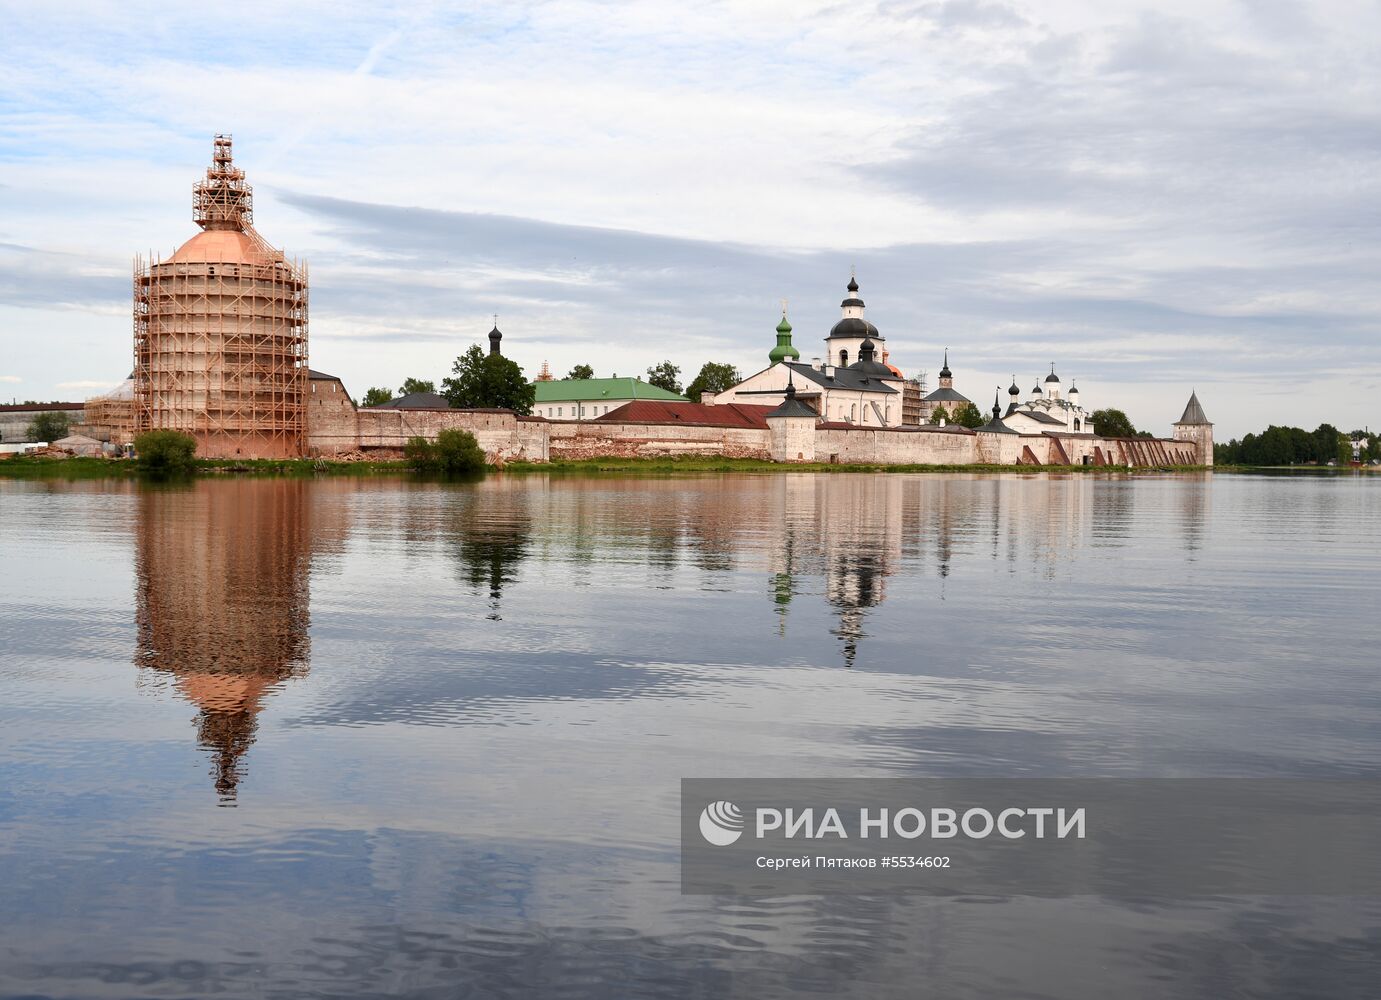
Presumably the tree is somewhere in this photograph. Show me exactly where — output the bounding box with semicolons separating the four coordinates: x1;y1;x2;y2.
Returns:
684;362;740;403
929;405;951;426
1089;408;1138;438
441;344;536;414
404;429;486;474
399;377;436;396
362;387;393;407
133;430;197;473
26;411;70;442
952;401;986;428
566;364;595;380
645;361;682;395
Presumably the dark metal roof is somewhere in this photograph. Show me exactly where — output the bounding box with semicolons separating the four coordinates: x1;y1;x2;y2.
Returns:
367;391;452;410
1045;371;1061;383
307;368;340;381
840;297;865;308
0;402;85;412
1010;408;1063;424
922;387;970;403
785;362;898;394
827;316;881;340
1008;380;1021;395
1175;391;1211;425
979;417;1019;434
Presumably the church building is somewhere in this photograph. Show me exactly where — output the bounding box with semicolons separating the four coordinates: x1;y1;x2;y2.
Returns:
1002;367;1095;434
704;277;906;427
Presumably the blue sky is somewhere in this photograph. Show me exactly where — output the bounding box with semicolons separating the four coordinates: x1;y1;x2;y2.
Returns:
1;0;1379;438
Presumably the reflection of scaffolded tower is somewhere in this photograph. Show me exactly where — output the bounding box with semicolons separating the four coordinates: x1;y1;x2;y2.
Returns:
134;135;308;458
134;480;313;800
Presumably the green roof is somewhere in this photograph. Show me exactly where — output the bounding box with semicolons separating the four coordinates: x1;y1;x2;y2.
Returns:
533;377;686;403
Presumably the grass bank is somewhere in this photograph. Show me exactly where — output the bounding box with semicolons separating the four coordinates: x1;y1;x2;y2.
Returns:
503;456;1214;475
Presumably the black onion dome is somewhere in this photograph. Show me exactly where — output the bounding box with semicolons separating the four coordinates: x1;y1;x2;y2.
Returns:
1008;379;1021;396
827;316;880;340
847;276;859;293
1045;370;1060;383
1032;381;1043;394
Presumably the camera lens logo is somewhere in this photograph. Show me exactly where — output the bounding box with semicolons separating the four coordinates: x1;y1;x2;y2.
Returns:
699;800;745;846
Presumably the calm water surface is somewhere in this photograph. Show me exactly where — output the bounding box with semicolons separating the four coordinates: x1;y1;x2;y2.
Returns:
2;472;1379;998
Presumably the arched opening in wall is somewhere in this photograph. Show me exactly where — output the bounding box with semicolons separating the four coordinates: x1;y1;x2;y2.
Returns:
839;350;848;367
1074;419;1081;431
850;404;857;423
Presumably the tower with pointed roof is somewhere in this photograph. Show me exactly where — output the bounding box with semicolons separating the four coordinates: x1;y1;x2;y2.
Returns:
1173;391;1214;466
489;318;503;356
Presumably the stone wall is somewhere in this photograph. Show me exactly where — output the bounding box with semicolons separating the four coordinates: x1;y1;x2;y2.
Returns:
0;405;86;444
310;407;549;462
812;426;979;465
548;420;771;460
307;403;1205;468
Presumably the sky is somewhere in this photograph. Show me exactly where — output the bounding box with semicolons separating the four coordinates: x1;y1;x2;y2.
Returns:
1;0;1379;440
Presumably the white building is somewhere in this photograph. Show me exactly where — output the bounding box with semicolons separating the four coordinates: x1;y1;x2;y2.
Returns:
706;278;905;426
1002;368;1095;434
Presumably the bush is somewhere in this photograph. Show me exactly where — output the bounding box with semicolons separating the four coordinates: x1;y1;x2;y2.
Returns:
405;429;486;474
133;430;197;473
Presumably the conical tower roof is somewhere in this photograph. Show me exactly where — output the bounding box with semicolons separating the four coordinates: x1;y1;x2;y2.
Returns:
1175;391;1210;425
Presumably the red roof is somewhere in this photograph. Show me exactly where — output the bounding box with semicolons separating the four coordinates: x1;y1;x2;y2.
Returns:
597;400;775;428
0;402;84;412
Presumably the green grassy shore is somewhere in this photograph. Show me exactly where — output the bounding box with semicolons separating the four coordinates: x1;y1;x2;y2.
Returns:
0;453;1219;479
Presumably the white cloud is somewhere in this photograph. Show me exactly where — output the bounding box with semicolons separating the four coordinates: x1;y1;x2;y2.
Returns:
0;375;21;383
1;1;1379;437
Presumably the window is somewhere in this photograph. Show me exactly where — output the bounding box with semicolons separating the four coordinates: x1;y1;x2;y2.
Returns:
558;406;563;417
850;404;857;423
839;350;848;366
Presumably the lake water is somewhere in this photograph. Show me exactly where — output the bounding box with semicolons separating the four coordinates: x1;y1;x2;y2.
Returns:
2;472;1379;999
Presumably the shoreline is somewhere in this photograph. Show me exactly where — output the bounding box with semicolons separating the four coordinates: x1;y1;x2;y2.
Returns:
0;453;1260;479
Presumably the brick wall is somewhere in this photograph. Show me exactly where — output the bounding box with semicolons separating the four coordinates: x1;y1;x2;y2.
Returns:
548;420;771;459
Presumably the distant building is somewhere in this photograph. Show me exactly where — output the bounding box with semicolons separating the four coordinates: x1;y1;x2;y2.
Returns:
598;400;774;428
707;278;905;426
1003;367;1095;434
916;350;971;422
534;377;685;420
0;402;85;444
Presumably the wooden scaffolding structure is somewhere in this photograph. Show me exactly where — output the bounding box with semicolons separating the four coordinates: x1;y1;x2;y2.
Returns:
134;135;308;459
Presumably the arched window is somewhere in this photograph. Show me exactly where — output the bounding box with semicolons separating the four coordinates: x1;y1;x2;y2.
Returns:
850;403;857;423
1074;419;1081;431
839;349;848;367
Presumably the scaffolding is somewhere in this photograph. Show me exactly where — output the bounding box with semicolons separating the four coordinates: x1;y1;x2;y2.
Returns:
134;135;308;458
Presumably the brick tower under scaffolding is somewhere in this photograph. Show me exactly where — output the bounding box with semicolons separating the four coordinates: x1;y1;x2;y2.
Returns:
134;135;308;458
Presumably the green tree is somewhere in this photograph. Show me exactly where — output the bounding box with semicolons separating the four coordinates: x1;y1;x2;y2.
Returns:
404;429;486;474
645;361;682;395
441;344;536;414
566;364;595;380
362;387;393;407
399;377;436;396
929;405;951;426
952;401;986;428
684;362;741;403
133;430;197;474
1089;408;1138;437
26;411;70;442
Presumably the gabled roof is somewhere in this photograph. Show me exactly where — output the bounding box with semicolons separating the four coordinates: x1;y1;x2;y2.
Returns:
597;401;774;428
367;391;452;410
1009;408;1064;425
784;362;898;394
308;368;341;381
534;377;686;403
1175;391;1211;425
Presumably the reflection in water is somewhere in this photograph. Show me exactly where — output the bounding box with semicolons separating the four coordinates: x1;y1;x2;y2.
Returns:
9;472;1380;998
451;482;532;620
134;480;315;801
